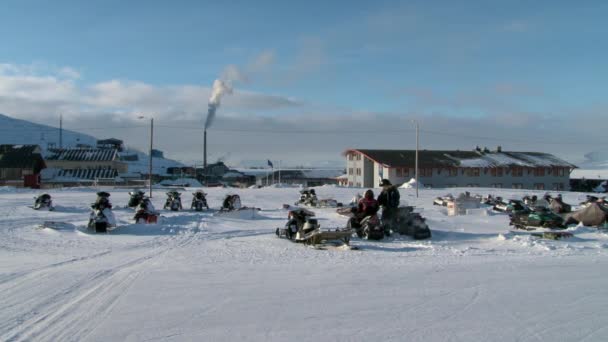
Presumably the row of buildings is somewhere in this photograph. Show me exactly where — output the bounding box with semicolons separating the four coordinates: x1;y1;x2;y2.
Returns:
344;147;577;191
0;139;587;191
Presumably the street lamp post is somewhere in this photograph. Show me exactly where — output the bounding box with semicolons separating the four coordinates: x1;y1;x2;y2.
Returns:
138;116;154;198
412;120;419;198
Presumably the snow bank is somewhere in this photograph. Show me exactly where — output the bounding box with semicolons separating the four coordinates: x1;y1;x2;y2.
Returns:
159;178;202;187
400;178;424;189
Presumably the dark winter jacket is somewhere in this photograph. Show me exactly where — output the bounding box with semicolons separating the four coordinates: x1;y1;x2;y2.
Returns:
378;186;400;208
357;198;379;217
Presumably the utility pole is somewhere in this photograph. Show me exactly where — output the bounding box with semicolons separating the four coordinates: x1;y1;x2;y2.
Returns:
278;160;281;185
149;118;154;198
413;120;419;198
59;114;63;149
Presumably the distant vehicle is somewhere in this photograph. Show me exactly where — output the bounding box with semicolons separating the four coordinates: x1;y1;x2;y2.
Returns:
510;207;566;230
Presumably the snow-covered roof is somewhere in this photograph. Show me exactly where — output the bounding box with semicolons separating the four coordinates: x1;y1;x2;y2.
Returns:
571;169;608;180
347;149;576;169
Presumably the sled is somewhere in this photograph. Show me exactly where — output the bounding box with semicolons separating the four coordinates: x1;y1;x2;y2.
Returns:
531;232;573;240
38;221;73;230
214;207;260;219
296;228;352;246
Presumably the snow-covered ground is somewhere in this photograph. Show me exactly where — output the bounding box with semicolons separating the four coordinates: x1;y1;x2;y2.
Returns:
1;186;608;341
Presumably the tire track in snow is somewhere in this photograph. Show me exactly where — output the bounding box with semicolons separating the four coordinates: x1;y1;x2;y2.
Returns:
1;216;204;342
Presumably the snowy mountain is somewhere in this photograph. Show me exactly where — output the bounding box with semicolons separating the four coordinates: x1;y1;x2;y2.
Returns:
0;113;183;175
0;113;96;152
579;150;608;169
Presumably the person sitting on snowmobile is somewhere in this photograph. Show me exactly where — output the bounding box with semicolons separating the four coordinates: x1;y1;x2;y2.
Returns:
348;189;379;227
377;179;400;231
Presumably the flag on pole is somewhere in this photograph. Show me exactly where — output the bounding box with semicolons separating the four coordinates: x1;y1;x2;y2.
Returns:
267;160;274;168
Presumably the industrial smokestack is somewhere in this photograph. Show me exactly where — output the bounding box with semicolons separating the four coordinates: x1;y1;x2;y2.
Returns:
204;130;207;169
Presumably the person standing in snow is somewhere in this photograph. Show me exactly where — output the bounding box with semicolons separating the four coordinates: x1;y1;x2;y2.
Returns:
377;179;400;233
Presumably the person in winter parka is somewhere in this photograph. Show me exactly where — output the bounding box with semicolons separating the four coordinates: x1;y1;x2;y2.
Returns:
377;179;400;229
349;189;379;227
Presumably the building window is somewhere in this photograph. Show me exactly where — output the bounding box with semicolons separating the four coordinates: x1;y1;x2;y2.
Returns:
356;154;362;161
490;168;503;177
534;183;545;190
356;168;361;176
356;182;361;187
348;168;353;175
396;168;402;178
512;183;523;189
512;167;523;177
348;154;353;161
447;168;458;177
466;168;480;177
348;182;353;187
395;167;409;178
553;183;565;190
553;168;565;177
420;168;433;177
534;168;545;177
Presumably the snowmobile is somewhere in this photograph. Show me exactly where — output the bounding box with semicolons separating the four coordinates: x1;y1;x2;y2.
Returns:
347;212;384;240
295;189;318;207
33;193;54;211
387;207;432;240
216;194;260;219
163;191;183;211
523;195;550;208
133;197;159;224
549;195;572;214
481;195;503;207
509;206;566;230
88;191;117;233
276;208;351;247
276;208;316;240
493;199;529;214
127;190;145;208
579;195;605;207
433;194;454;206
191;191;209;211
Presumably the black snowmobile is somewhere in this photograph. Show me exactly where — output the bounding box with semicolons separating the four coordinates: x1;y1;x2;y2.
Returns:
88;191;116;233
386;207;432;240
164;191;183;211
33;193;54;211
276;208;316;240
509;206;566;230
191;191;209;211
134;197;158;224
348;212;384;240
127;190;146;208
221;194;242;211
295;189;318;207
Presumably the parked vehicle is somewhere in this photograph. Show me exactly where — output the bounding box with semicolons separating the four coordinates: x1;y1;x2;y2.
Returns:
191;191;209;211
33;193;54;211
127;190;145;208
88;191;116;233
133;197;158;224
164;191;183;211
510;206;566;230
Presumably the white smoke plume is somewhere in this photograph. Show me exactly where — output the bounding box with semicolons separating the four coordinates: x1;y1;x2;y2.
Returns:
205;78;233;130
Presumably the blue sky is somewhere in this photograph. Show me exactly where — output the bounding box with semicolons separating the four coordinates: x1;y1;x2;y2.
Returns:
0;1;606;164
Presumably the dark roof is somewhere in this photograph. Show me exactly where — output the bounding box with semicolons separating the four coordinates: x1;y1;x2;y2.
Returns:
0;145;46;172
97;138;123;144
47;148;118;162
56;168;118;180
346;149;576;168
